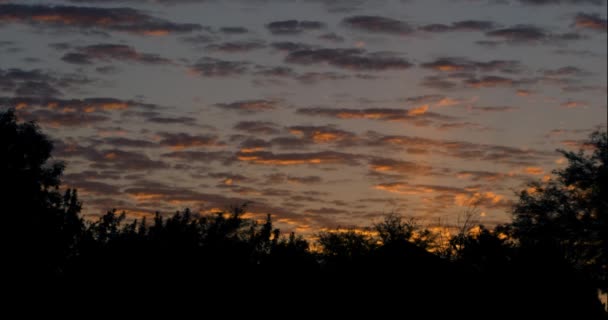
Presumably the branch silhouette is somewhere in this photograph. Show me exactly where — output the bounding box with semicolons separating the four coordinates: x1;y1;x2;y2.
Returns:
2;108;606;317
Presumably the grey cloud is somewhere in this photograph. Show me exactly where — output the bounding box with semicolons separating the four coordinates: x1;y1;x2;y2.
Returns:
318;32;346;43
62;177;122;196
89;149;168;171
0;68;93;98
208;172;253;184
421;57;522;73
0;4;202;35
158;132;224;149
541;66;589;77
270;41;316;52
266;20;326;35
214;99;278;113
485;25;585;44
420;76;459;90
342;15;413;35
20;108;110;127
233;121;281;135
61;44;172;65
57;143;169;171
574;13;607;32
469;106;520;113
181;34;217;45
486;25;547;42
419;20;497;33
162;150;233;163
285;48;412;71
97;137;158;148
205;40;266;53
14;82;62;98
366;132;552;165
295;72;350;84
144;115;198;126
517;0;605;5
220;26;249;34
190;57;249;77
253;66;297;81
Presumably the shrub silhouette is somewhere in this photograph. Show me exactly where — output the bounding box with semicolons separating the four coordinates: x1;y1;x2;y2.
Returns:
1;108;606;317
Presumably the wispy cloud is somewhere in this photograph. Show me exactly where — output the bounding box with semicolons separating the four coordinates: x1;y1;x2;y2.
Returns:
296;106;453;125
237;150;361;166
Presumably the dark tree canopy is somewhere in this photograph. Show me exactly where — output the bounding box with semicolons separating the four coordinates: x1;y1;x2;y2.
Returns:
512;130;607;289
1;109;82;279
1;109;606;318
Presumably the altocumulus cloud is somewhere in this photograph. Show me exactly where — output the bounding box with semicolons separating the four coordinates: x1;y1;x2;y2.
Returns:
189;57;250;77
266;20;326;35
61;44;172;65
573;13;607;32
285;48;412;71
342;15;413;35
0;4;202;35
214;99;279;113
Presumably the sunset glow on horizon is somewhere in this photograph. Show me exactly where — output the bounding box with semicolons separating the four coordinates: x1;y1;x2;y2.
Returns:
1;0;606;234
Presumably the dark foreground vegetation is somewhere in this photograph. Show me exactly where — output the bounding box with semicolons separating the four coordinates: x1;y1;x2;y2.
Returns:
2;109;606;317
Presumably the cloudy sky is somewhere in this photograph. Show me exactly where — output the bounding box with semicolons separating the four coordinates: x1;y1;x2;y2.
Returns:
1;0;606;233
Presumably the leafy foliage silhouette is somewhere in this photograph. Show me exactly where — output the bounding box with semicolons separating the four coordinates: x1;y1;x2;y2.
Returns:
512;131;607;288
1;108;606;317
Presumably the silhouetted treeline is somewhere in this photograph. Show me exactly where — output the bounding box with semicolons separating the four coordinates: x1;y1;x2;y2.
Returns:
2;109;606;317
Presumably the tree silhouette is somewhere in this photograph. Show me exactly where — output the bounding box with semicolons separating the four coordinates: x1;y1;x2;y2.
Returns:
1;109;83;280
2;108;606;317
512;130;607;290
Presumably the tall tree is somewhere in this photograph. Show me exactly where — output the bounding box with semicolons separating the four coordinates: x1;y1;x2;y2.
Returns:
512;130;607;290
1;109;83;279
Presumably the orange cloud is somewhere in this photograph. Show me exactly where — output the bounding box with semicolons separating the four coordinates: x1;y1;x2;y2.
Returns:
0;4;202;36
407;105;428;116
237;150;359;166
523;167;544;175
288;125;357;144
517;89;533;96
369;158;435;176
561;100;587;108
574;13;607;31
142;30;170;36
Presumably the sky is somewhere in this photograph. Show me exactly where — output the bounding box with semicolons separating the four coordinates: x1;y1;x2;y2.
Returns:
0;0;606;234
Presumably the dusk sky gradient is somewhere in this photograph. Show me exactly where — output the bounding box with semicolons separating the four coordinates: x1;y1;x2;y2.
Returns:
1;0;606;234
